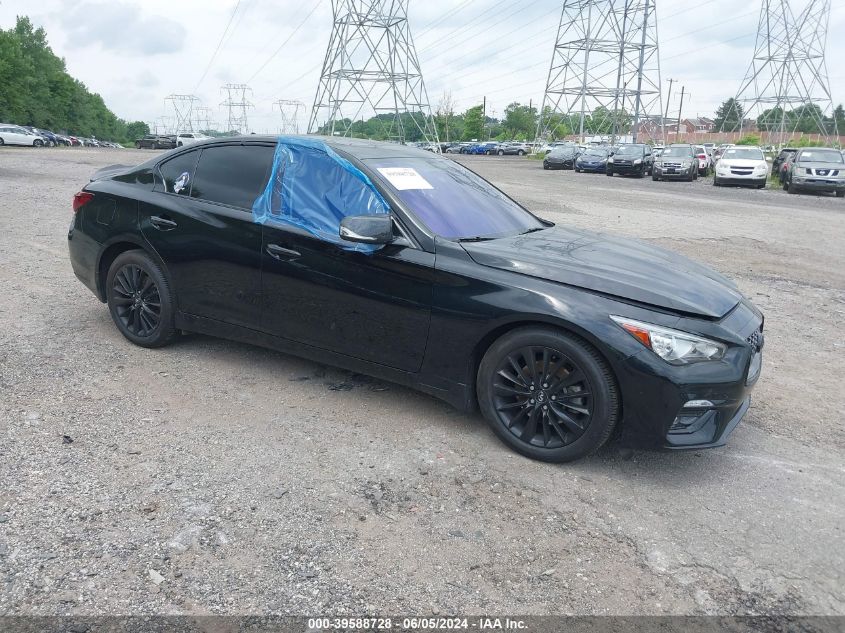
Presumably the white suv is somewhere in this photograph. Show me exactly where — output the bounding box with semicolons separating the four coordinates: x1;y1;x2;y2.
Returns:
176;132;212;147
713;146;769;188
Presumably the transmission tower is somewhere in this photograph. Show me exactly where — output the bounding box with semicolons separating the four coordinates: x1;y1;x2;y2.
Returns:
220;84;254;135
308;0;440;145
193;106;215;133
274;100;306;134
726;0;838;146
164;94;200;134
536;0;664;144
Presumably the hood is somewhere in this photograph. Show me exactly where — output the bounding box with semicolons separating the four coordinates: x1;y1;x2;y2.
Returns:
461;226;742;318
718;159;767;168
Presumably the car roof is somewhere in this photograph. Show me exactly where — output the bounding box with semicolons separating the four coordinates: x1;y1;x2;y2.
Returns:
182;135;437;160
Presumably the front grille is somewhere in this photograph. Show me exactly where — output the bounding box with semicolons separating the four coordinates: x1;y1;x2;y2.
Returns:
662;162;682;169
811;168;839;177
746;325;764;384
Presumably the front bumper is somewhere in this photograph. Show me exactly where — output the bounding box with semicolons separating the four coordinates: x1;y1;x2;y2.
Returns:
716;172;768;186
612;299;764;450
608;162;645;174
653;165;695;179
576;162;606;172
544;160;574;169
791;178;845;193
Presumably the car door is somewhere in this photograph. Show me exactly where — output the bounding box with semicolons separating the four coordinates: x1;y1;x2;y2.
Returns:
258;150;433;373
4;127;29;145
139;143;274;329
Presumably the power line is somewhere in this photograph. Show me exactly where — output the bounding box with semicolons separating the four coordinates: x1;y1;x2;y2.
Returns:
194;1;243;92
246;1;325;84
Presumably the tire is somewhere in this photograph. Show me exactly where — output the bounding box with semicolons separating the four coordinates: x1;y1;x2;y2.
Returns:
477;327;619;463
106;250;177;349
787;182;797;194
606;170;613;177
0;137;4;146
517;150;525;156
177;142;183;147
782;179;789;191
135;142;141;149
34;139;43;147
713;177;720;187
575;167;580;173
543;164;549;170
652;174;659;181
497;150;504;156
836;190;845;198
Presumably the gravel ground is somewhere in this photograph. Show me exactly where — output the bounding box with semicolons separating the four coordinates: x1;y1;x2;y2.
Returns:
0;148;843;617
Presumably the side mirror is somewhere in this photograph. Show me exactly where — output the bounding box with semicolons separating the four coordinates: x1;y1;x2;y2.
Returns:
339;214;394;245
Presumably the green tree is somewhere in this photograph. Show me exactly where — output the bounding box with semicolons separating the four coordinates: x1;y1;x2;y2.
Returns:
0;16;132;141
462;105;484;141
126;121;150;142
502;102;537;139
714;98;744;131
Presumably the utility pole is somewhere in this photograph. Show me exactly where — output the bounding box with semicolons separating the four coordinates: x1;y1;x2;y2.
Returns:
220;84;254;135
726;0;837;145
676;86;686;141
274;100;306;135
309;0;439;145
537;0;663;145
663;78;675;142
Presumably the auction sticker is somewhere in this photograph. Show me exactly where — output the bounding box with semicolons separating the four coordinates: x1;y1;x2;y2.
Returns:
377;167;433;190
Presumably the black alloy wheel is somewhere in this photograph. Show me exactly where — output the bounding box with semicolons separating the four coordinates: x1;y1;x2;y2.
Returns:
478;327;619;462
107;250;177;348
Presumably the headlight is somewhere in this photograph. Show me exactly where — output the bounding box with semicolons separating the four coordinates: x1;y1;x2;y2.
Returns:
607;157;614;163
680;161;689;168
633;159;642;165
610;316;727;365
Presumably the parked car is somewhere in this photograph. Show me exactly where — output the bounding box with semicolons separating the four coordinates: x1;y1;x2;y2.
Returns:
67;136;82;146
713;146;768;188
772;148;798;175
606;144;653;177
136;134;175;150
543;146;579;170
652;144;698;181
495;143;529;156
778;151;797;185
694;145;712;176
465;142;497;155
444;143;468;154
574;147;609;173
0;124;45;146
67;136;764;463
783;147;845;197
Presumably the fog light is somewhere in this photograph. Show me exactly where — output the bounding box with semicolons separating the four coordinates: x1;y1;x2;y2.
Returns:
683;400;714;408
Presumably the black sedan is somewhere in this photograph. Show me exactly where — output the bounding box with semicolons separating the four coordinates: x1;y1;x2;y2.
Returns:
68;136;764;463
543;147;579;170
135;134;177;150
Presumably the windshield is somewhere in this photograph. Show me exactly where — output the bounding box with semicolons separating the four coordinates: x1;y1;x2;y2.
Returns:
367;158;544;240
660;147;691;157
583;148;608;157
722;148;764;160
549;148;576;157
615;145;644;155
799;149;843;163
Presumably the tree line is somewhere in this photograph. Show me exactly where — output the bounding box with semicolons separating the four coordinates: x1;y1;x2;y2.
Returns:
0;16;148;143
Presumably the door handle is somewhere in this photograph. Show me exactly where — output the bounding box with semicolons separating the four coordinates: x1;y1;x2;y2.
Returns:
150;215;177;230
265;244;301;260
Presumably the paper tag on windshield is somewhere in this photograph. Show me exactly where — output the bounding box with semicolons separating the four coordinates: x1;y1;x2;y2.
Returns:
377;167;433;190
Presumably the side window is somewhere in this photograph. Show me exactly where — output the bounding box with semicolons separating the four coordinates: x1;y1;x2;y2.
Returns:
191;145;275;209
159;150;199;195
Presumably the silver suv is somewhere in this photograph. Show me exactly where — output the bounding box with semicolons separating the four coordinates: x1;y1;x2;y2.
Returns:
784;148;845;197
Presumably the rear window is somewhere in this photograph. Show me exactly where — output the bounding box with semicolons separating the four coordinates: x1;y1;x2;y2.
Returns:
190;145;276;209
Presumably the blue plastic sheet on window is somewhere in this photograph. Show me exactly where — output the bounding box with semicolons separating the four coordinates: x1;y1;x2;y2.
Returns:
252;136;390;252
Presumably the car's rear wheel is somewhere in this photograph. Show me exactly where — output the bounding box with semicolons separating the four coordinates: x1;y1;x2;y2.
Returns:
107;250;177;348
477;327;619;463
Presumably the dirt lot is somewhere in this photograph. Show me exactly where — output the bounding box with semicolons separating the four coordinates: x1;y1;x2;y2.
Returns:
1;148;843;616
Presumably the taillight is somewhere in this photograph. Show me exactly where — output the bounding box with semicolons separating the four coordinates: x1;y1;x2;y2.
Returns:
697;154;706;159
73;191;94;213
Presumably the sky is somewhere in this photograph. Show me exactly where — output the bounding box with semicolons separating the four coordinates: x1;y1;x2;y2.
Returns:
2;0;843;134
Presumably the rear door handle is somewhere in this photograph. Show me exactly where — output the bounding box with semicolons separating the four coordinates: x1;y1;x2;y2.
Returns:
150;215;177;230
265;244;301;260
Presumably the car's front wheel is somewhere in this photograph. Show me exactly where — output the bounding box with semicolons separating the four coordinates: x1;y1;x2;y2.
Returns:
477;327;619;463
107;250;177;348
